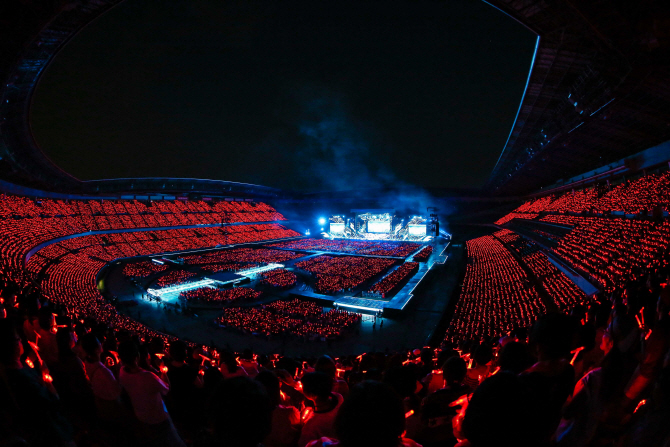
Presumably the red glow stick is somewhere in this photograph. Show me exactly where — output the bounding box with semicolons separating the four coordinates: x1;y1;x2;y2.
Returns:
570;346;585;366
634;399;647;413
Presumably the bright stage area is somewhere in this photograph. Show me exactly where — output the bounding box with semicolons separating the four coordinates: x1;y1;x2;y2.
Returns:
324;210;438;241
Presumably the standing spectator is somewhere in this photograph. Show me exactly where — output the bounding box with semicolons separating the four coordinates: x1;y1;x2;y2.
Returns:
299;372;343;447
256;370;302;447
50;327;94;424
522;313;576;444
461;372;542;447
207;376;273;447
306;381;421;447
239;348;260;377
315;355;349;398
220;350;248;379
417;356;471;446
462;344;492;390
80;333;122;421
0;319;74;446
118;340;184;447
555;343;626;446
36;306;59;366
166;340;203;436
496;341;534;375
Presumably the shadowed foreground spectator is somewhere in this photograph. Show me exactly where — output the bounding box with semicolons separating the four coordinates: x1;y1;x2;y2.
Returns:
299;372;344;447
306;380;421;447
461;372;541;447
206;376;273;447
0;319;74;446
118;340;185;447
256;370;302;447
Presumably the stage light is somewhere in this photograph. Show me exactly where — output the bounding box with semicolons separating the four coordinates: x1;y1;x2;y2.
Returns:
318;217;326;225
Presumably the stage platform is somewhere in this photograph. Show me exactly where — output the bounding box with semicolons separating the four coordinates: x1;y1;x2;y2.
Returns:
286;238;449;315
204;271;246;284
334;297;385;312
334;260;434;313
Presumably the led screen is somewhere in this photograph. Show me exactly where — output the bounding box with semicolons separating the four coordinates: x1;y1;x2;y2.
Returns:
330;222;345;234
409;224;426;236
367;221;391;233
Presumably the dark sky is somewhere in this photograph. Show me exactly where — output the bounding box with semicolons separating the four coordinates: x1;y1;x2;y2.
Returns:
30;0;536;192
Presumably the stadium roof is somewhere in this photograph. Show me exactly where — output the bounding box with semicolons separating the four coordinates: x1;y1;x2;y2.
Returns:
1;1;669;197
485;0;670;195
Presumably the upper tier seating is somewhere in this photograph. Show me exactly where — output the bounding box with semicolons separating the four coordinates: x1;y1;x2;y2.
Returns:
494;171;670;225
0;196;287;281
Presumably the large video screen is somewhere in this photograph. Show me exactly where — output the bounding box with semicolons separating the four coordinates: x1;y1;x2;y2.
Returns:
330;222;345;234
367;221;391;233
409;224;426;236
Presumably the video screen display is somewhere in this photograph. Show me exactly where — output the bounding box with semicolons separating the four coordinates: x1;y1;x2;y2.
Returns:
367;221;391;233
330;222;345;234
409;224;426;236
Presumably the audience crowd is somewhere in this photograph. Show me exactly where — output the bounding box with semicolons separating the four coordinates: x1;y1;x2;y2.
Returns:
446;235;546;343
2;270;669;447
260;269;299;289
295;256;396;295
180;287;262;304
269;239;421;258
198;263;259;274
1;184;670;447
156;271;198;288
496;170;670;224
412;247;433;263
122;261;169;278
182;249;303;267
215;299;360;340
0;197;287;280
493;229;590;312
366;262;419;298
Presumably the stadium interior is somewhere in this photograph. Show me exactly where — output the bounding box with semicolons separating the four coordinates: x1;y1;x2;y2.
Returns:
1;1;670;447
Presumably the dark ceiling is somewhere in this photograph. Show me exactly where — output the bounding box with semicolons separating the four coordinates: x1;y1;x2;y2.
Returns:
1;0;669;197
485;0;670;195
